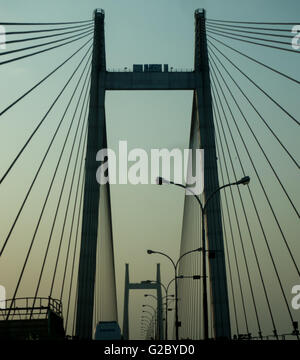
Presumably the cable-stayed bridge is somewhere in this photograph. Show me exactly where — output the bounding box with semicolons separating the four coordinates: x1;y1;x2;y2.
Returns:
0;9;299;341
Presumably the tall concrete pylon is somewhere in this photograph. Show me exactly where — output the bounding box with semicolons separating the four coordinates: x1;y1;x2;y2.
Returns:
75;9;107;339
193;9;231;338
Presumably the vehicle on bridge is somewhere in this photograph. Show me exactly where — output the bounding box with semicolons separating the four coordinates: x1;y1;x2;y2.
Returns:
133;64;169;72
94;321;122;340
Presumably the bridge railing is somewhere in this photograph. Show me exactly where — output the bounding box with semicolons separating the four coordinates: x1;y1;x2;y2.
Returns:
0;297;63;321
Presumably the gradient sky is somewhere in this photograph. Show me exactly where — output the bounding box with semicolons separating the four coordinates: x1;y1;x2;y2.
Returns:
0;0;299;340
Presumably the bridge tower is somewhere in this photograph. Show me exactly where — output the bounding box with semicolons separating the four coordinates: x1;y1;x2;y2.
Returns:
123;264;163;340
193;9;231;338
75;9;108;339
75;8;231;339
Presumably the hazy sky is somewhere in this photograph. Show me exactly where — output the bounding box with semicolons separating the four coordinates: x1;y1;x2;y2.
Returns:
0;0;299;340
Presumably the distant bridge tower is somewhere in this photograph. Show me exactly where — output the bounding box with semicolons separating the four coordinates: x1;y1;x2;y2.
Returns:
123;264;163;340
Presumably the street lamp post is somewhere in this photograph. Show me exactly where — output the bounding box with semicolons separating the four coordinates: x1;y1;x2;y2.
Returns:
142;314;155;339
143;305;157;338
164;278;176;341
141;316;152;339
143;304;156;312
142;310;156;339
147;248;202;340
156;175;250;339
142;309;153;317
144;293;174;340
164;292;175;341
141;317;152;328
143;280;167;339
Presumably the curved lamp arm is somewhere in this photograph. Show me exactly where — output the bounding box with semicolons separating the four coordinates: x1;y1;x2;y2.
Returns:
175;248;202;270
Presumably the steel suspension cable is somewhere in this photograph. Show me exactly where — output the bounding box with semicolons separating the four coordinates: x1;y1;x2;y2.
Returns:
0;28;93;58
206;21;295;32
205;23;294;39
207;19;299;25
27;69;90;318
207;39;300;166
4;24;93;45
59;103;89;302
206;29;300;54
30;66;91;314
210;67;278;336
5;52;92;320
208;41;300;212
214;139;240;336
0;37;92;117
3;23;93;35
211;80;263;337
206;35;299;85
0;42;92;185
65;139;86;331
0;20;93;26
0;46;92;256
208;46;300;271
207;49;299;330
0;31;93;66
210;86;250;334
72;281;79;337
65;171;85;328
49;93;90;297
206;27;294;47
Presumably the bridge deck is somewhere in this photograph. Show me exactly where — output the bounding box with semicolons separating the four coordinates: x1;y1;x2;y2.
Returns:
104;71;201;90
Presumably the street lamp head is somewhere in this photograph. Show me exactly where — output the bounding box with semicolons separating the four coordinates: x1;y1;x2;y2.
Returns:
156;176;163;185
193;275;201;280
147;249;154;254
236;176;250;186
155;176;171;185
